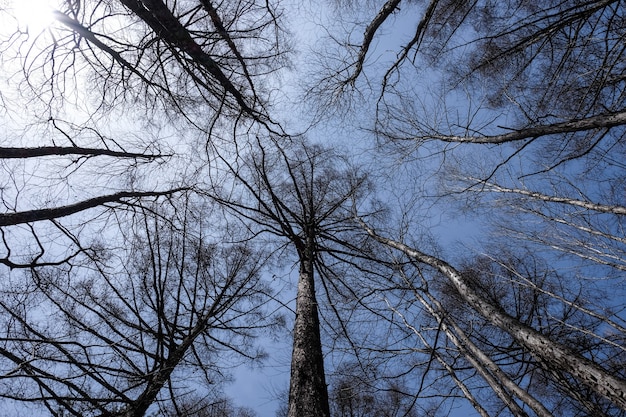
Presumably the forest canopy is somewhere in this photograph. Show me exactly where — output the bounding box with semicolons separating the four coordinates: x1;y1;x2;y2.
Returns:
0;1;625;416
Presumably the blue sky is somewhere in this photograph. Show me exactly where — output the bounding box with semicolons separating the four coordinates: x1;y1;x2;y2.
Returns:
0;1;623;416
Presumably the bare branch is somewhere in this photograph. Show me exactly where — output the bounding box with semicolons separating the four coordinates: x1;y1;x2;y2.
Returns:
358;218;626;410
0;189;188;226
472;180;626;215
422;112;626;144
344;0;402;85
115;0;260;119
0;146;165;159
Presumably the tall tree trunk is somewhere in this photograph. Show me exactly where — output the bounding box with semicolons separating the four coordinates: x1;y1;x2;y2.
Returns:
360;221;626;411
414;286;553;417
288;236;330;417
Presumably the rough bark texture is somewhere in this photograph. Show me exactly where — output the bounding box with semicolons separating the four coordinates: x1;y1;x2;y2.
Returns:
287;236;330;417
415;290;553;417
426;111;626;143
361;221;626;411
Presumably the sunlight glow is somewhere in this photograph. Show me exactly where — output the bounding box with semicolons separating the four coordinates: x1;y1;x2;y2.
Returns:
9;0;57;33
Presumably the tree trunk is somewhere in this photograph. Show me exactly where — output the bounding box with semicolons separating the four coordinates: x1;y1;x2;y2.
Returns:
360;221;626;411
415;287;553;417
287;237;330;417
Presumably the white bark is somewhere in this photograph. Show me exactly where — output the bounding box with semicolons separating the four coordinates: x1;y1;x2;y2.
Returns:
424;111;626;144
360;220;626;410
417;289;554;417
474;181;626;215
386;298;502;417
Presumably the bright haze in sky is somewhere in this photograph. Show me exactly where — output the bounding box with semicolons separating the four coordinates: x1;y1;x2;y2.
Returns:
5;0;57;33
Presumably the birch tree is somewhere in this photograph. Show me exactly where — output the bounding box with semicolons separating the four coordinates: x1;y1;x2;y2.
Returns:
359;220;626;415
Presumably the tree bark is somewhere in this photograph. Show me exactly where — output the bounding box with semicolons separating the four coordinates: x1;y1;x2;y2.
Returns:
360;220;626;411
0;146;160;159
287;235;330;417
0;189;187;226
344;0;402;85
414;287;554;417
422;111;626;144
473;180;626;215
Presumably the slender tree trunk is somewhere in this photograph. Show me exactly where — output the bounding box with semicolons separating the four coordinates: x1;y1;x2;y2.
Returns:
415;287;553;417
287;235;330;417
360;221;626;410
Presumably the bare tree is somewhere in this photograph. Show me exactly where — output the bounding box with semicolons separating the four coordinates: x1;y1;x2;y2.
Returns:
298;1;626;414
359;220;626;413
0;0;289;269
203;136;376;417
3;1;626;416
0;194;279;416
0;114;188;269
2;0;287;126
0;4;289;413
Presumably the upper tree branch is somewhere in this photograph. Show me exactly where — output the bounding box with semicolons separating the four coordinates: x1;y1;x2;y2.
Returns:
381;0;440;90
0;189;188;226
424;111;626;144
357;218;626;410
344;0;402;85
473;180;626;215
0;146;164;159
199;0;257;98
52;10;164;92
116;0;258;118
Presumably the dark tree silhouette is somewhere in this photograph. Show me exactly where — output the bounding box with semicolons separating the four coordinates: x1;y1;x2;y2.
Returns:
0;195;279;416
303;0;626;414
205;136;375;417
1;1;626;416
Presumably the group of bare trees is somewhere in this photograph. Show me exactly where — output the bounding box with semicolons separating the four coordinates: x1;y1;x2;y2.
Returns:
1;195;279;416
0;0;625;417
0;1;286;415
311;0;626;416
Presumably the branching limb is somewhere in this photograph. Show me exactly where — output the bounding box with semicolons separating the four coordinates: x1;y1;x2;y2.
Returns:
0;189;189;226
419;111;626;144
468;179;626;215
343;0;402;85
357;218;626;410
0;146;165;159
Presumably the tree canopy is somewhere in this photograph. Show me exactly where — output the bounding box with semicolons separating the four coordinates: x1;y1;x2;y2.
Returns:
0;1;625;416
